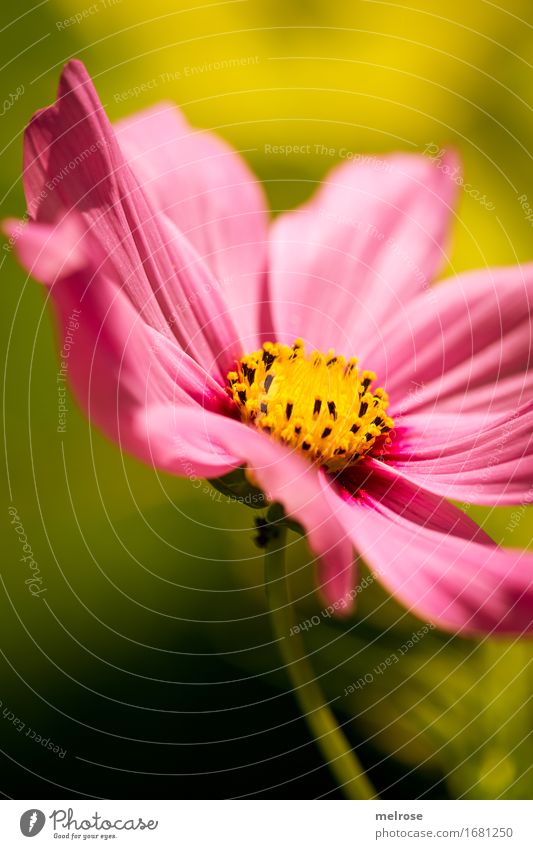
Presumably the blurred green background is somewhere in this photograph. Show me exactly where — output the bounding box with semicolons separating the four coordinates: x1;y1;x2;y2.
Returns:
1;0;532;799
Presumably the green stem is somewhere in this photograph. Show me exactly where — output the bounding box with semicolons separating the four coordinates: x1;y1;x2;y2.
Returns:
264;523;377;800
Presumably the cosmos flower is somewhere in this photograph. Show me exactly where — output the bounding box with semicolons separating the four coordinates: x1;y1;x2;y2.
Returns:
7;60;533;634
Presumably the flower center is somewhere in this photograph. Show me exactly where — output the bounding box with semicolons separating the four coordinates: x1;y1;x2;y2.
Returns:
228;339;394;472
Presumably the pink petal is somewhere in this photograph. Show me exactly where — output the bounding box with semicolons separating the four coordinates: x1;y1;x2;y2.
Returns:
135;404;241;479
268;151;459;356
323;463;533;635
23;59;242;379
114;103;269;347
9;214;236;474
388;402;533;505
4;216;85;281
378;264;533;417
137;405;355;610
392;402;533;462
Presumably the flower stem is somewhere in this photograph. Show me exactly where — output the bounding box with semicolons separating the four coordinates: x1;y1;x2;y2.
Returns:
264;523;377;800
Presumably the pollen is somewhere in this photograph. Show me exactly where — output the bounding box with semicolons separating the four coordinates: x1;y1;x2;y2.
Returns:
228;339;394;472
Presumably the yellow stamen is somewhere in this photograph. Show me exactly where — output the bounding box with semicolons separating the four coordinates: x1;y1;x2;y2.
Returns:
228;340;394;472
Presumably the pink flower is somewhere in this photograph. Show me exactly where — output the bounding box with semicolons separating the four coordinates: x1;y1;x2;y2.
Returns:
7;60;533;635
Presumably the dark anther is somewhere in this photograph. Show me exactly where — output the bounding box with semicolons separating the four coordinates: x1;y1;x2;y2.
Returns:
313;398;322;416
350;423;360;434
362;377;372;391
260;402;268;414
321;427;332;438
373;416;383;426
326;356;337;367
327;400;337;419
302;441;311;451
262;350;276;369
285;402;293;420
359;400;368;416
294;425;302;435
334;447;346;455
365;432;373;442
238;390;247;405
264;373;274;393
244;366;256;385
